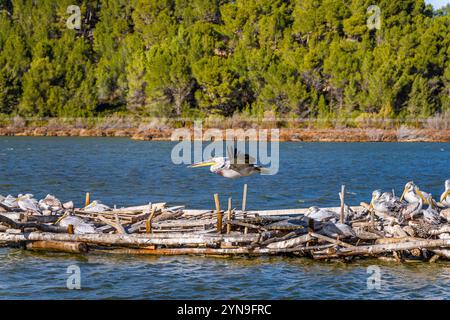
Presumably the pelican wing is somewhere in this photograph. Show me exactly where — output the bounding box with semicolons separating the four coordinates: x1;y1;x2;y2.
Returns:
227;147;256;170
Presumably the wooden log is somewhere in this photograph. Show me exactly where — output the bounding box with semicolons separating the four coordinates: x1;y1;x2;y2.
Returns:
339;185;345;224
214;194;222;234
307;218;315;233
85;192;90;207
375;237;422;245
26;240;88;253
260;230;299;246
0;214;68;233
430;249;450;259
145;207;157;234
266;234;313;249
0;232;259;247
314;239;450;259
428;225;450;235
90;245;317;256
225;219;266;232
242;184;248;213
97;215;127;234
353;229;381;240
310;232;355;248
227;197;232;234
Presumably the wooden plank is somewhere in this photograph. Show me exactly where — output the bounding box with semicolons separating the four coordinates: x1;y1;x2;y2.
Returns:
182;206;365;217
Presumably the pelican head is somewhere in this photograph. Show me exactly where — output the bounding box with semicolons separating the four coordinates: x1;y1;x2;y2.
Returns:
307;206;320;214
189;157;227;173
400;181;415;202
441;180;450;202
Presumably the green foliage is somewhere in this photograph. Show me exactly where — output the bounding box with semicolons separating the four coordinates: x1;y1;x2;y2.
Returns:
0;0;449;121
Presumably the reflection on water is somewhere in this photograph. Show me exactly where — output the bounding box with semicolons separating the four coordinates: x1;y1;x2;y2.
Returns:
0;137;449;299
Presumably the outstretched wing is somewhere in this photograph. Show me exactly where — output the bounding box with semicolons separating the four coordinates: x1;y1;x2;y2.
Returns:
227;147;255;170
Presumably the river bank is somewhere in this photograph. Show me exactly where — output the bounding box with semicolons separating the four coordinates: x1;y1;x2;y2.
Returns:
0;125;449;142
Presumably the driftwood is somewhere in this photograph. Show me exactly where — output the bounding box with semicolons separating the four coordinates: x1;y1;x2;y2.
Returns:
0;214;67;233
310;232;355;249
26;240;88;253
430;249;450;259
0;190;449;263
97;215;127;234
313;239;450;259
266;234;312;249
225;219;267;232
0;231;259;247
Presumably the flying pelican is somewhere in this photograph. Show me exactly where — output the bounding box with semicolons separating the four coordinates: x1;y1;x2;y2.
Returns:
400;181;431;205
440;180;450;207
189;147;268;178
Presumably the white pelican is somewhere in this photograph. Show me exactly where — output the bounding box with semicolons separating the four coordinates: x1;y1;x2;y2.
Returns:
84;200;111;212
189;148;268;178
400;186;424;221
370;190;403;215
422;194;442;225
58;215;96;234
17;194;41;214
39;194;62;212
440;180;450;207
400;181;431;204
305;206;339;222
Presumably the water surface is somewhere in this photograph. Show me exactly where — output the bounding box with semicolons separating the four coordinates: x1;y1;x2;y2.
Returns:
0;137;449;299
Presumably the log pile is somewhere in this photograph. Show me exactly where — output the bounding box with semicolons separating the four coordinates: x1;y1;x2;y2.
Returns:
0;186;449;262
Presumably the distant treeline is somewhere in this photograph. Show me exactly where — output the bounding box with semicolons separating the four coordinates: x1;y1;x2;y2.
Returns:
0;0;449;122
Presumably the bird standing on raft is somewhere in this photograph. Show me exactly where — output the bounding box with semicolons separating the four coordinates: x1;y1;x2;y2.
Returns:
17;194;41;214
189;147;269;178
440;180;450;207
422;194;442;225
400;181;431;204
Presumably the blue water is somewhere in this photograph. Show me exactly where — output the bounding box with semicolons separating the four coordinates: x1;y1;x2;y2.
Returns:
0;137;449;299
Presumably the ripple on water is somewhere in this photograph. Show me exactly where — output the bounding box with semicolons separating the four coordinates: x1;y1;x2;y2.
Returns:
1;139;450;299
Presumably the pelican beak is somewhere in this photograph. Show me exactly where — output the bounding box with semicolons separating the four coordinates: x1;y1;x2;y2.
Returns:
399;188;407;202
441;190;450;202
415;188;427;204
369;200;373;210
189;161;216;168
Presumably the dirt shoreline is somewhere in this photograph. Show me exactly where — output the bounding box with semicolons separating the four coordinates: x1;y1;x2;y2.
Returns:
0;126;449;142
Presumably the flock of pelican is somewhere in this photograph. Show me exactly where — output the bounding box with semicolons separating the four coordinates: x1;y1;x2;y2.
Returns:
369;180;450;224
299;180;450;239
1;176;449;239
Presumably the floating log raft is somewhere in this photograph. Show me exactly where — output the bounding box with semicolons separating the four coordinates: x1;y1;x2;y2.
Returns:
0;189;449;263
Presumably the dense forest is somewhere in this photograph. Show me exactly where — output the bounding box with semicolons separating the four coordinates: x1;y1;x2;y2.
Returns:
0;0;449;124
